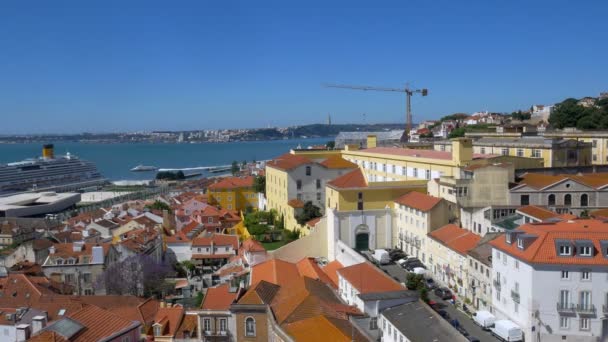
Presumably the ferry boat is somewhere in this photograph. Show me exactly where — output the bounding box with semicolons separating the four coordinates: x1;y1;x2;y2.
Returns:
0;144;107;196
130;165;158;172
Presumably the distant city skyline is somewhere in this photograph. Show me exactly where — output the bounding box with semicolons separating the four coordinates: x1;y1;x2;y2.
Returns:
1;0;607;134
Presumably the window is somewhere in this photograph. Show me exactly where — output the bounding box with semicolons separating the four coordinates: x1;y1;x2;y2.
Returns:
561;270;569;279
84;289;94;295
579;291;591;310
219;318;227;332
425;169;431;180
564;194;572;206
83;273;92;284
296;180;302;190
516;148;524;157
480;147;486;154
532;149;541;158
305;166;311;176
369;317;378;330
64;274;75;284
559;245;572;256
501;148;509;156
520;195;529;206
580;318;590;331
401;166;406;175
593;140;598;148
413;168;418;178
548;194;556;206
581;270;591;281
208;217;213;223
357;192;364;210
392;165;396;174
203;318;211;332
154;325;162;336
579;246;592;256
245;317;256;337
517;238;524;249
580;194;588;207
316;192;321;201
560;290;570;307
560;316;569;329
316;179;321;189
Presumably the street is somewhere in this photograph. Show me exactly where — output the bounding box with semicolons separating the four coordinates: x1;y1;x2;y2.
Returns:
379;262;499;342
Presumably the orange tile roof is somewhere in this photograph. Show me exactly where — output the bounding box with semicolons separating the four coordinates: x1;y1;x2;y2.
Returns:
192;233;239;249
240;238;266;253
250;259;301;286
208;176;255;190
327;168;367;189
394;191;442;212
318;156;358;169
296;258;335;288
490;219;608;266
66;304;139;341
176;314;198;339
306;217;321;228
284;315;367;342
516;172;608;190
238;280;281;305
337;262;403;294
517;205;560;221
428;224;481;255
287;198;305;208
267;153;313;171
201;283;239;310
590;208;608;218
153;306;184;337
321;260;343;288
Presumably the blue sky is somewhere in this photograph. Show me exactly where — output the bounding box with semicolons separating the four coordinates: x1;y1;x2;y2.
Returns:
0;0;607;134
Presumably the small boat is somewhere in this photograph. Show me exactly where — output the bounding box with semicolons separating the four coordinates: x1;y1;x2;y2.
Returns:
130;165;158;172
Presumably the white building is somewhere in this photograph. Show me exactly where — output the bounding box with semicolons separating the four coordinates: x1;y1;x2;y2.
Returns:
490;219;608;342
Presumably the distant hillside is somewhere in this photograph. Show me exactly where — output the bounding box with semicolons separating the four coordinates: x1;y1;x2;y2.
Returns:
288;123;405;138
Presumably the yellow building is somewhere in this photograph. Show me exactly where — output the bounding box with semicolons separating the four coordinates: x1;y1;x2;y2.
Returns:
265;153;358;233
325;168;427;211
543;128;608;165
208;176;258;211
436;135;592;167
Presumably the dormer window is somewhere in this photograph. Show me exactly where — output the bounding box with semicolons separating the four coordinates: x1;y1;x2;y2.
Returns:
579;246;592;256
559;245;572;256
153;324;162;337
517;238;524;249
55;258;64;265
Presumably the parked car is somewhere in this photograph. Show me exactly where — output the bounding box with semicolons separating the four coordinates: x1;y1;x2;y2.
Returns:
434;287;453;300
436;310;450;319
473;310;496;330
389;250;407;261
404;261;426;271
457;326;469;336
425;278;437;289
491;320;523;342
466;336;480;342
371;249;391;265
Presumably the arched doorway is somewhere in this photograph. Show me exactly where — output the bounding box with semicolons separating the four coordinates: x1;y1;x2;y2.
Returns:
354;225;370;251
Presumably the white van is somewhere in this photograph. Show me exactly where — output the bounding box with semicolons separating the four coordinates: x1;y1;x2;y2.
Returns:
473;310;496;330
372;249;390;265
491;320;523;342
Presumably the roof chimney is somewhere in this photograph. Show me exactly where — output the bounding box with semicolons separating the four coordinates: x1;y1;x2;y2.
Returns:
16;324;30;342
48;246;56;254
32;315;47;334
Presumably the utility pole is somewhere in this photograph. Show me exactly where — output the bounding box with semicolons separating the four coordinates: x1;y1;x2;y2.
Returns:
324;83;428;141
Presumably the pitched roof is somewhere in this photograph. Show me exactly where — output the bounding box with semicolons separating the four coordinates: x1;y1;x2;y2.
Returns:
201;284;239;311
250;259;301;286
337;262;403;294
296;258;335;288
191;233;238;249
237;280;280;305
153;306;184;337
321;260;343;288
516;172;608;190
489;219;608;266
394;191;442;212
240;238;266;253
65;304;139;341
327;168;367;189
359;147;496;161
318;156;358;169
517;205;560;221
287;199;305;208
267;153;313;171
284;315;367;342
208;176;255;190
428;224;481;255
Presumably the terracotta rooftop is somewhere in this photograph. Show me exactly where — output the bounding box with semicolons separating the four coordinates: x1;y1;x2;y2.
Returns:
394;191;442;212
515;172;608;190
208;176;255;190
240;238;266;253
321;260;343;289
327;168;367;189
284;315;367;342
490;219;608;266
267;153;313;171
153;306;185;337
428;224;481;255
250;258;301;286
67;304;139;342
238;280;281;305
296;258;335;289
318;156;358;169
192;233;239;249
287;198;305;208
517;205;560;221
201;283;240;311
337;262;403;294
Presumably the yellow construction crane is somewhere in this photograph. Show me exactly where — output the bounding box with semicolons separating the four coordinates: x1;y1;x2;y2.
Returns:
324;83;428;141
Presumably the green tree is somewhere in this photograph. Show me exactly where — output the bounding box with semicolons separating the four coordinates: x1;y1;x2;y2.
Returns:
253;175;266;194
448;127;466;138
326;141;336;149
231;161;239;175
549;98;587;129
146;200;172;213
511;110;531;121
295;201;322;225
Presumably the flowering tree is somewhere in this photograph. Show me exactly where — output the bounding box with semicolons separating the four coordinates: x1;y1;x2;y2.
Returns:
96;254;173;297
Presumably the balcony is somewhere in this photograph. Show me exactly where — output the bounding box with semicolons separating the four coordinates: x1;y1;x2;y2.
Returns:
556;302;576;314
576;304;596;316
492;279;501;291
604;304;608;315
511;290;520;304
204;330;230;338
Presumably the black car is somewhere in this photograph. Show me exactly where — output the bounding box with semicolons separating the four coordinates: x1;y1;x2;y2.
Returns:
425;278;437;289
389;250;407;261
436;310;450;319
466;337;480;342
434;287;453;300
404;261;426;271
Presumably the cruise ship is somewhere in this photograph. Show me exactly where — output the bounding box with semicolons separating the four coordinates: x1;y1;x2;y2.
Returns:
0;144;107;196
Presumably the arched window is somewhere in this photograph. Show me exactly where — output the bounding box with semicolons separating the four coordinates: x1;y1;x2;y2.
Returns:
580;194;588;207
548;194;556;206
564;194;572;206
245;317;256;337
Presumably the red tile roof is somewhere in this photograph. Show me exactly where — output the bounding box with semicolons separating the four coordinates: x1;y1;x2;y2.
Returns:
250;258;301;286
490;219;608;266
288;198;305;208
394;191;442;212
192;233;238;249
337;262;403;294
66;304;139;341
516;172;608;190
322;260;343;288
306;217;321;228
428;224;481;255
240;238;266;253
208;176;255;190
267;153;313;171
153;306;184;337
201;283;239;310
327;168;367;189
517;205;560;221
318;156;358;169
296;258;335;288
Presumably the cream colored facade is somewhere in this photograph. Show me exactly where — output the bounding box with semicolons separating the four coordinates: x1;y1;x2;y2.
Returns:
325;180;427;212
544;129;608;164
425;235;471;298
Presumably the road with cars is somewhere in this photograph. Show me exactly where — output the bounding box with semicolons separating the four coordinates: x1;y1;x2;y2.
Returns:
376;257;499;342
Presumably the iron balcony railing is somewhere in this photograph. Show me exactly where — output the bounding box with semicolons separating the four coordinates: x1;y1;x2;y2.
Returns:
576;304;596;315
492;279;501;290
556;302;576;314
603;304;608;314
511;290;520;304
